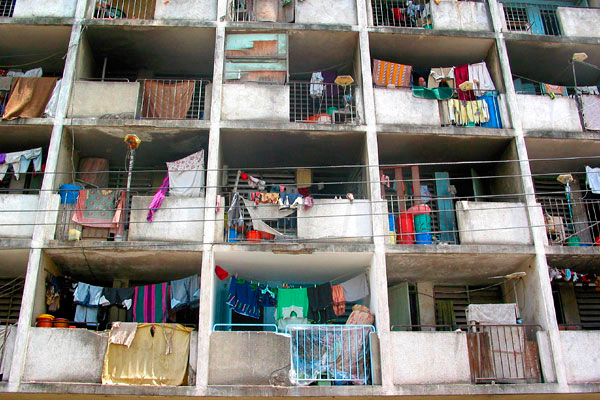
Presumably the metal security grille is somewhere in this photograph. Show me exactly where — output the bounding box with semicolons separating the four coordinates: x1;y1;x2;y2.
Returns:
434;285;503;326
0;0;14;17
0;278;23;324
575;285;600;330
289;82;358;125
500;1;561;36
93;0;156;20
371;0;431;28
138;79;208;120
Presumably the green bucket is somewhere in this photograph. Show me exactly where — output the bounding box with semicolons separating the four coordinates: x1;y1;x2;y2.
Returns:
566;236;581;246
327;107;338;116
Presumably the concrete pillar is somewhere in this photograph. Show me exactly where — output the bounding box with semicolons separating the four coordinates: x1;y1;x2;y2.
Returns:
558;283;581;326
417;282;435;331
7;0;89;390
487;0;569;387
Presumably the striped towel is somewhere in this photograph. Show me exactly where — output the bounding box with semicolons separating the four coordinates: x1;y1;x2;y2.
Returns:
132;283;169;323
372;59;412;88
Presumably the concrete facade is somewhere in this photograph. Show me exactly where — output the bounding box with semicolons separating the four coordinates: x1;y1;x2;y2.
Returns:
221;83;290;121
154;0;218;21
431;0;492;32
557;7;600;39
0;0;598;398
0;195;41;239
128;196;205;242
13;0;77;18
68;81;140;118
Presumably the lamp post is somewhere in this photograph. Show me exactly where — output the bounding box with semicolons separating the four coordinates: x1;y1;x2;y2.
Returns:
123;134;141;240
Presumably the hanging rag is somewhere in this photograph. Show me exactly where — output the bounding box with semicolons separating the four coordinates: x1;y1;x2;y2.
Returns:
109;322;138;347
541;83;568;97
141;80;195;119
575;86;600;95
247;175;266;191
226;278;260;319
296;168;312;189
581;95;600;131
99;287;135;310
436;300;456;330
2;77;58;120
131;283;169;323
586;166;600;194
72;189;125;234
340;273;369;302
478;92;502;128
310;72;324;97
147;175;169;222
307;283;336;323
44;78;61;117
77;158;109;188
331;284;346;316
0;76;12;91
467;62;495;93
166;149;205;197
228;192;244;228
427;67;455;89
215;265;229;280
454;65;475;101
170;275;200;311
372;59;412;88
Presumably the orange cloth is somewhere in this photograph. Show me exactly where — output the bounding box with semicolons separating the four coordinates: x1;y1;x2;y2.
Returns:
141;80;195;119
2;77;57;120
332;284;346;317
372;59;412;88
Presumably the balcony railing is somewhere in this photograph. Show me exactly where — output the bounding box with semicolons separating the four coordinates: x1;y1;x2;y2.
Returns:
464;324;542;384
138;79;209;120
92;0;155;20
539;196;600;246
289;82;359;125
287;324;376;385
0;0;14;17
371;0;432;28
500;0;562;36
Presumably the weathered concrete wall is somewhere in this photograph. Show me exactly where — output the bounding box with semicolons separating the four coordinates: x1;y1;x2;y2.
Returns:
560;330;600;384
417;282;436;330
13;0;77;18
0;195;40;239
53;129;78;190
221;83;290;121
557;7;600;38
297;199;372;241
517;94;582;132
456;201;532;245
431;0;492;32
374;88;441;126
0;325;16;380
22;328;108;383
489;141;522;202
129;196;205;242
74;34;96;80
391;332;471;384
68;81;140;118
154;0;217;21
295;0;357;25
537;330;557;383
208;331;290;385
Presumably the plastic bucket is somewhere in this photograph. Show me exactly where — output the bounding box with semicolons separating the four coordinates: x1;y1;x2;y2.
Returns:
327;107;338;116
246;230;261;242
259;231;275;240
566;236;581;246
396;212;414;244
228;228;239;242
414;214;433;245
58;184;82;205
388;214;396;232
53;318;69;328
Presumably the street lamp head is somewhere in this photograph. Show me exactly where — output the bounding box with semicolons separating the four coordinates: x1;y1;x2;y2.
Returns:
572;52;588;63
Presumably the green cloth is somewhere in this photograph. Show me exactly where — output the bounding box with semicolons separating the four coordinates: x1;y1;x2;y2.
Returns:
276;288;309;320
412;86;454;100
436;300;456;331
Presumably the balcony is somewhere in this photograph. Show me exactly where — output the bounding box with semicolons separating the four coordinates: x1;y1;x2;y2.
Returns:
90;0;218;21
227;0;357;25
11;0;77;18
370;0;492;32
516;93;582;133
556;6;600;38
560;330;600;383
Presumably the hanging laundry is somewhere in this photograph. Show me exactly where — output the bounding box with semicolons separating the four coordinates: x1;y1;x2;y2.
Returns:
307;283;336;323
147;175;169;222
468;62;495;93
99;287;135;310
581;95;600;131
257;284;277;307
575;86;600;95
109;322;138;347
478;92;502;128
73;282;104;325
296;168;312;189
586;166;600;194
215;265;229;280
247;175;266;191
132;283;169;323
78;157;109;188
309;72;324;97
454;64;475;101
0;147;42;181
170;275;200;311
322;70;339;96
346;304;374;325
166;149;205;197
2;77;58;120
331;284;346;317
227;278;260;319
541;83;568;97
276;287;309;321
227;192;244;228
72;189;125;234
340;273;369;302
372;59;412;88
428;67;455;89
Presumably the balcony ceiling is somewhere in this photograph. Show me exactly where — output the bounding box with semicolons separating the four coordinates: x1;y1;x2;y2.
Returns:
289;31;358;77
525;137;600;175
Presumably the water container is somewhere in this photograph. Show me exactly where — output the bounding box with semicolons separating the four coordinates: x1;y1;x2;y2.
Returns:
414;214;433;245
565;236;581;246
58;184;82;205
388;214;396;232
396;212;415;244
228;228;239;242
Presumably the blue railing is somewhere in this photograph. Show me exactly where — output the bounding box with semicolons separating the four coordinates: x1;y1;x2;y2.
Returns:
286;324;376;385
212;323;279;332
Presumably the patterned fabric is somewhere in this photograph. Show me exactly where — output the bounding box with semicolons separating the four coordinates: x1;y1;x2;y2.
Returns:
581;95;600;131
372;59;412;88
542;83;567;97
147;175;169;222
166;150;205;197
132;283;169;323
72;189;125;232
78;158;109;188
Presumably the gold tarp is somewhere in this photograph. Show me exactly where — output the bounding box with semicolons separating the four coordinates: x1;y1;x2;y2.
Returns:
2;77;58;120
102;323;194;386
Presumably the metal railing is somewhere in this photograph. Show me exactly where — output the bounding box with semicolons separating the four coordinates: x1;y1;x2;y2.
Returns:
0;90;10;116
463;324;542;384
286;324;375;385
0;0;14;17
500;1;562;36
92;0;155;20
539;196;600;246
213;323;279;332
228;0;254;22
371;0;432;28
138;79;208;120
289;82;359;125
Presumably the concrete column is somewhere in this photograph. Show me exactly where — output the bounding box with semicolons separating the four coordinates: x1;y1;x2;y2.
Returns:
417;282;435;331
197;1;228;387
487;0;569;386
7;0;89;390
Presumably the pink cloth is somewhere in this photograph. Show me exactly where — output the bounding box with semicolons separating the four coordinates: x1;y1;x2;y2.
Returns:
454;64;475;101
147;175;169;222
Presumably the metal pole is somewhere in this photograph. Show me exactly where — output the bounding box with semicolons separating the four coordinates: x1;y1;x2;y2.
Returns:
123;147;135;240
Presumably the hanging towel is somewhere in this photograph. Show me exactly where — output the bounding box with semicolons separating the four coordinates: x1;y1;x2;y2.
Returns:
372;59;412;88
586;166;600;194
454;65;474;101
581;95;600;131
78;157;109;188
147;175;169;222
340;273;369;302
541;83;568;97
170;275;200;311
2;77;58;120
296;168;312;189
109;322;138;347
436;300;456;330
428;67;455;89
166;149;205;197
467;62;495;93
141;80;195;119
132;283;169;323
310;72;324;97
331;284;346;317
307;283;336;323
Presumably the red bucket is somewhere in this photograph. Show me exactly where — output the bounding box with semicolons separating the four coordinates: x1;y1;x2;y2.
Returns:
246;230;261;242
396;212;415;244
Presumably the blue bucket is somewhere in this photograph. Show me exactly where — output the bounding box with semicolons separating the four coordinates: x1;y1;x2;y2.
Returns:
414;214;433;245
228;228;239;242
388;214;396;232
58;184;82;205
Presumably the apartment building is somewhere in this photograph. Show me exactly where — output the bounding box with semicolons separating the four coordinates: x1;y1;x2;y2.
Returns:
0;0;598;398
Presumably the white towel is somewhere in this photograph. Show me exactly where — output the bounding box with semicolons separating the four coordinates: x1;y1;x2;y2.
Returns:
586;166;600;194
